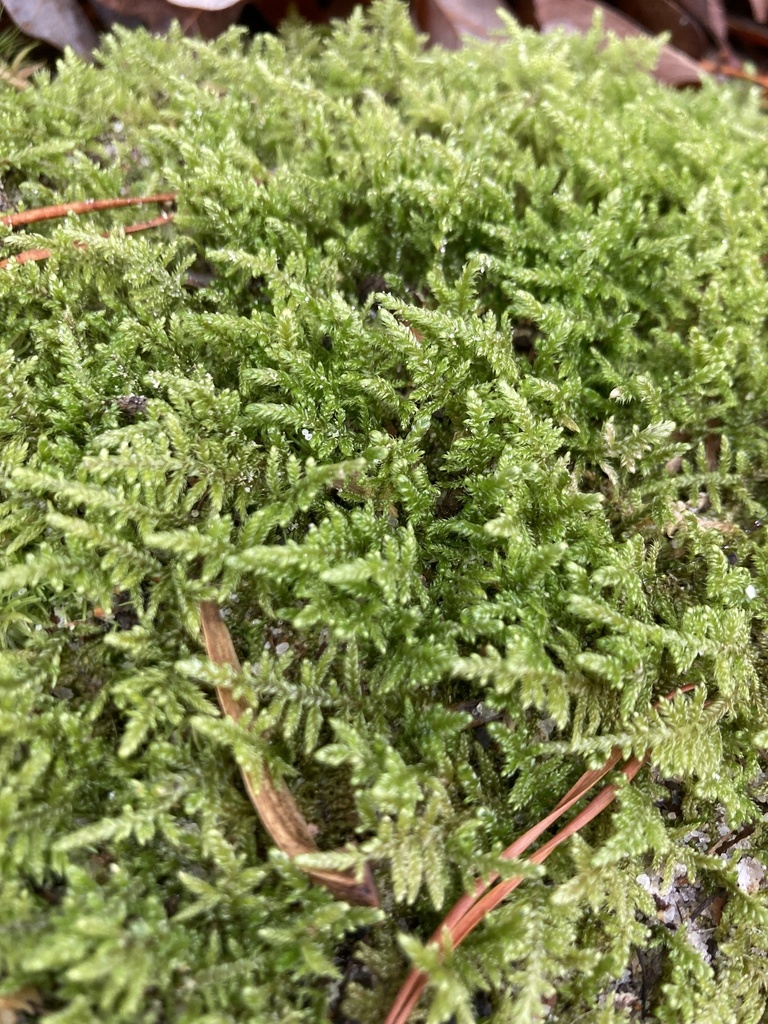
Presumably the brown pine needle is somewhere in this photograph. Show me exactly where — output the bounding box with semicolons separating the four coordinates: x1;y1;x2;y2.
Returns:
199;601;379;908
700;58;768;90
1;192;176;229
0;212;175;269
384;685;699;1024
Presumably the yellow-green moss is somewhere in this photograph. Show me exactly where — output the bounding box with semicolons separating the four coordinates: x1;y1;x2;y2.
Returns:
2;4;768;1021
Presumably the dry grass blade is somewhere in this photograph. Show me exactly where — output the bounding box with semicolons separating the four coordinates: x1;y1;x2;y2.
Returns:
0;245;53;269
199;601;379;907
449;756;647;943
434;746;626;940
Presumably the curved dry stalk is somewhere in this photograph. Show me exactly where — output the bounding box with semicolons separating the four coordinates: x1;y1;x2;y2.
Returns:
199;601;379;908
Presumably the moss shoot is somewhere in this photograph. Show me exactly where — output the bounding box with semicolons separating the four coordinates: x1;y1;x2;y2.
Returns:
2;4;768;1021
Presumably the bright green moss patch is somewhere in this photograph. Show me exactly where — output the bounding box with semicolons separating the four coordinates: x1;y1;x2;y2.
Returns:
3;4;768;1021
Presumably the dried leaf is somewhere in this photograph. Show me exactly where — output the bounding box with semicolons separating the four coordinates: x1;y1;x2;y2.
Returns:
612;0;709;57
0;988;43;1023
675;0;729;47
95;0;246;38
411;0;510;49
199;601;379;907
0;50;45;91
165;0;241;7
3;0;99;58
248;0;367;30
517;0;703;84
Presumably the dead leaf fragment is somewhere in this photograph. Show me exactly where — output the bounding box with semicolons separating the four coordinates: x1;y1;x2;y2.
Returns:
0;988;43;1024
94;0;246;37
248;0;364;29
199;601;379;907
411;0;511;49
612;0;709;57
165;0;241;7
3;0;99;58
675;0;729;48
517;0;703;84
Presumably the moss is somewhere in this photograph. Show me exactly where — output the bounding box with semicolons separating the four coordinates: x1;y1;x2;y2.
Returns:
2;4;768;1021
